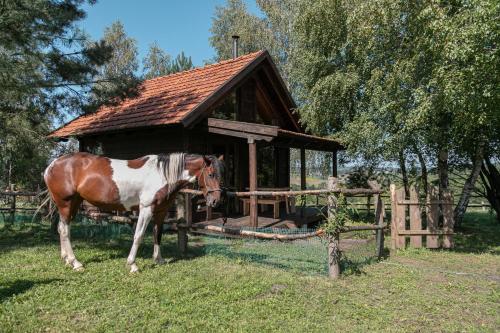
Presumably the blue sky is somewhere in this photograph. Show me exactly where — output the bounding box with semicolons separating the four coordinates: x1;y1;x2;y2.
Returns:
81;0;260;68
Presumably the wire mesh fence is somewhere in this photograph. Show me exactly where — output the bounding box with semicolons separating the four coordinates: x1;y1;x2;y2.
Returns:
0;213;382;277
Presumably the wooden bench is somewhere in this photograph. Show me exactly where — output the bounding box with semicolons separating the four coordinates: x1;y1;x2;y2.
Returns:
241;188;296;219
241;197;284;219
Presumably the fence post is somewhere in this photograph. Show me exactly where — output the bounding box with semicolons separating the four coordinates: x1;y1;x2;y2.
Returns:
10;193;16;225
390;184;397;250
368;180;384;258
426;187;439;248
409;186;422;248
442;190;454;248
327;177;340;279
177;226;188;254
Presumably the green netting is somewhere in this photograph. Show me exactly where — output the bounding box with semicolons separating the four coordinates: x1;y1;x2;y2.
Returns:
1;213;382;277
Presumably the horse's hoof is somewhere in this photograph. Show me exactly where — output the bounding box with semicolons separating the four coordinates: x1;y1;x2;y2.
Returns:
72;261;84;271
129;263;139;273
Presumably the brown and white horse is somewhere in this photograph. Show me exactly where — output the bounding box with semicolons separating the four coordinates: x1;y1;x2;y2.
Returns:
44;152;223;273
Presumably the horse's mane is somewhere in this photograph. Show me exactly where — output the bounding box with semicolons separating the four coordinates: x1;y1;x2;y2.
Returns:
156;153;186;185
156;153;224;184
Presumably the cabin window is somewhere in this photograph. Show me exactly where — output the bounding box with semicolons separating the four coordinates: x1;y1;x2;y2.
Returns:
212;92;237;121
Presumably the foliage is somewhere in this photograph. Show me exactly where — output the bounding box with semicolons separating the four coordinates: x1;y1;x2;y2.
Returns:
321;194;355;235
209;0;301;88
0;212;498;331
291;0;499;222
142;44;193;79
0;1;140;117
0;111;52;189
142;42;172;79
94;20;140;97
170;51;193;73
210;0;270;60
0;1;140;189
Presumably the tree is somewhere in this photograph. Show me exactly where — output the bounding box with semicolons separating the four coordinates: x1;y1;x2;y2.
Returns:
95;20;139;95
291;0;499;224
210;0;301;89
210;0;269;61
143;42;172;79
0;1;140;189
170;51;193;73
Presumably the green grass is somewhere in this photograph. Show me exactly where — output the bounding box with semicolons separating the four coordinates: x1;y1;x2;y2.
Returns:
0;212;499;332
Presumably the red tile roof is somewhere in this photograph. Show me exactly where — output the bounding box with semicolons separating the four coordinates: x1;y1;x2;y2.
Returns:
50;51;265;138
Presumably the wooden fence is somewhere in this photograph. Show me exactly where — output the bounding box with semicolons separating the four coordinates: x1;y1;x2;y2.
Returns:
0;191;43;224
390;184;454;249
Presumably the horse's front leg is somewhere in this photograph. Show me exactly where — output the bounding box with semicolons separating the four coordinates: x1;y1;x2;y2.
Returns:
127;206;152;273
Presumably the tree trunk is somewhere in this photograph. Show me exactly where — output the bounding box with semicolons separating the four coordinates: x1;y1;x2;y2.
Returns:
437;149;449;200
398;150;409;198
414;145;428;198
480;157;500;222
454;144;485;226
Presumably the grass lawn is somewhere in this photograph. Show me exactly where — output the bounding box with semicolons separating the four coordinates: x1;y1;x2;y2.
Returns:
0;212;499;332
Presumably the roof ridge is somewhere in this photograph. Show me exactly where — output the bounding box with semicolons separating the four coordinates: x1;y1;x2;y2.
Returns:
144;50;265;83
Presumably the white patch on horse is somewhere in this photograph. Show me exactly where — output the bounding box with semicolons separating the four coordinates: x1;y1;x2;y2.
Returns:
110;154;191;210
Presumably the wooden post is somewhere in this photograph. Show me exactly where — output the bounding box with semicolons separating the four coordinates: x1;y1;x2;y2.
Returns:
178;227;188;254
300;148;306;190
176;194;185;221
328;234;341;279
331;150;338;177
366;195;371;217
327;177;340;279
248;138;258;228
10;193;16;225
396;188;406;248
409;186;422;248
184;193;192;226
390;184;406;249
390;184;397;250
369;180;384;258
426;187;439;248
442;190;454;248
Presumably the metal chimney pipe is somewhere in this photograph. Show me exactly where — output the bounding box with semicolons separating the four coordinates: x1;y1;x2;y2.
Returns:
232;35;240;59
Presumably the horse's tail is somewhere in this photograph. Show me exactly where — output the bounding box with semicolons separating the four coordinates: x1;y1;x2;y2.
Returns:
32;189;58;225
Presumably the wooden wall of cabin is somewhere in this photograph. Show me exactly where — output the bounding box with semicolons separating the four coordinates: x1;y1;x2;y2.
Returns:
78;126;185;159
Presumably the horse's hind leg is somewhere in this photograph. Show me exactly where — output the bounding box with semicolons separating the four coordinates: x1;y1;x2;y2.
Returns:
57;197;83;271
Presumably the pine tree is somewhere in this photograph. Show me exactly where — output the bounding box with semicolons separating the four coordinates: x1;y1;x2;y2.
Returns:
170;51;193;73
0;1;140;188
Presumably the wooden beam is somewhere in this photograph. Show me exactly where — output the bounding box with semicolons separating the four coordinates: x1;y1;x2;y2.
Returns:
208;127;274;142
332;150;338;177
249;139;258;227
300;148;306;190
208;118;278;136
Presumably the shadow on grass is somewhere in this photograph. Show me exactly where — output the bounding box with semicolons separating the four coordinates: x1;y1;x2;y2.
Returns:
0;278;63;303
452;212;500;255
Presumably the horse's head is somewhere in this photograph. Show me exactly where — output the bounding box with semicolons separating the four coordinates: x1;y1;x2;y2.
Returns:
197;155;224;208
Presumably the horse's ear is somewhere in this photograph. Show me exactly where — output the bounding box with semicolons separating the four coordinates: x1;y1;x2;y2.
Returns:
218;155;224;161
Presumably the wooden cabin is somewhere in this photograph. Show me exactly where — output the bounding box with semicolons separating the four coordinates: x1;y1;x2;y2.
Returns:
50;50;343;228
